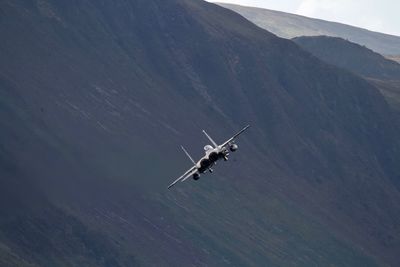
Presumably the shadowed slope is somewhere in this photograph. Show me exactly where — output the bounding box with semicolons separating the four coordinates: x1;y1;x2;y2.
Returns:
1;0;400;266
294;36;400;113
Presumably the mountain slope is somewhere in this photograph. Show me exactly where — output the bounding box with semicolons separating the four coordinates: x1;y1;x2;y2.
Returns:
293;36;400;80
217;3;400;56
293;36;400;112
387;55;400;63
1;0;400;266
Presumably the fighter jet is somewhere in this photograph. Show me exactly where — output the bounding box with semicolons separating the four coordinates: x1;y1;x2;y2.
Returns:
168;125;250;189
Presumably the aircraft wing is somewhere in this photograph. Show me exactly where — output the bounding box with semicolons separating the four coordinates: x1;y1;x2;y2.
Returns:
168;165;197;189
220;125;250;148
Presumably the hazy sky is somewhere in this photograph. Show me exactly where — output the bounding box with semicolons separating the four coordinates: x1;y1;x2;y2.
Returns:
206;0;400;36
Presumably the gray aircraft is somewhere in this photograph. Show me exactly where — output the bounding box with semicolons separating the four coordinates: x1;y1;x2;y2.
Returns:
168;125;250;189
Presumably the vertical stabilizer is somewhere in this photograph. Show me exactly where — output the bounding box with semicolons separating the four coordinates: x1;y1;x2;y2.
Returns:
181;146;196;164
202;130;218;148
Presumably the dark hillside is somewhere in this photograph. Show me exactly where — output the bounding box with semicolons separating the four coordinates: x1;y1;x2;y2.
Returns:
293;36;400;80
1;0;400;266
293;36;400;112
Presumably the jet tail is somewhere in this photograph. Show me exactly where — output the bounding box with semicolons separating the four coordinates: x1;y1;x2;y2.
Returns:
202;130;218;148
181;146;196;164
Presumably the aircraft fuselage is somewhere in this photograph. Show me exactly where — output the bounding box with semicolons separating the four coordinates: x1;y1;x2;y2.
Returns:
196;146;229;174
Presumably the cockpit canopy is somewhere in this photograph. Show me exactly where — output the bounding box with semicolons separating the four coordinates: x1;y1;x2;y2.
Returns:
204;145;213;151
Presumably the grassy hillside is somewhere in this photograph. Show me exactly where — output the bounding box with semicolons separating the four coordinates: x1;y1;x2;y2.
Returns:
387;55;400;63
1;0;400;266
293;36;400;80
218;3;400;56
293;36;400;113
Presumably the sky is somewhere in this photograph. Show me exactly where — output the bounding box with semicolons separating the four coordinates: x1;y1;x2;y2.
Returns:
206;0;400;36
